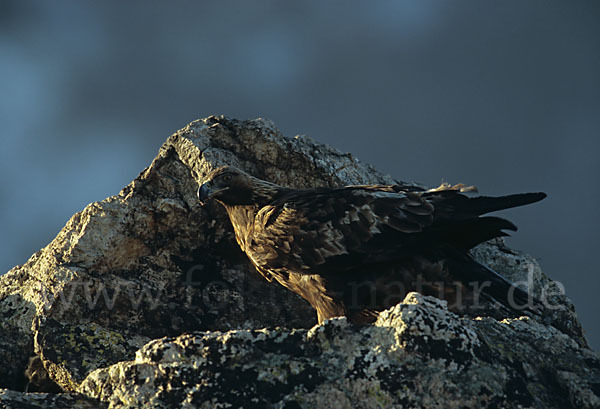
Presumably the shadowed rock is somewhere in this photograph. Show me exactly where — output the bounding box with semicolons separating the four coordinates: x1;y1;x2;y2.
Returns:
0;388;104;409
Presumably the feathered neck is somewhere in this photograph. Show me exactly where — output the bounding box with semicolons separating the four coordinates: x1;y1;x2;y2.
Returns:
222;205;257;252
220;176;291;251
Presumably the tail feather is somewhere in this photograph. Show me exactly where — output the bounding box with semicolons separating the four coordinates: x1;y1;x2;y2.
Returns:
452;216;517;250
466;192;547;215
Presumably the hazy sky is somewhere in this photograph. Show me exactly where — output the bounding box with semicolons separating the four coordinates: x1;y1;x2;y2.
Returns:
1;1;598;348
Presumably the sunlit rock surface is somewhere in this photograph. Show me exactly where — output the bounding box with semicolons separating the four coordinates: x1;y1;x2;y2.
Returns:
0;116;596;408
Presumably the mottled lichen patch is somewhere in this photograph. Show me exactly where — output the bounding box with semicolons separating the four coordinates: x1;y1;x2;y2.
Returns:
80;293;599;409
0;388;104;409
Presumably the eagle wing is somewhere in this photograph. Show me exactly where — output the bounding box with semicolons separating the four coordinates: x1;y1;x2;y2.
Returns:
246;186;438;275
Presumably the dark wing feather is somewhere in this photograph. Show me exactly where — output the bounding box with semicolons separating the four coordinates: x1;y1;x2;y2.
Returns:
247;186;436;274
424;189;546;219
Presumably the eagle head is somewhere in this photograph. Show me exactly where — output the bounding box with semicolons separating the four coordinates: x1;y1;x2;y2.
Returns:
198;166;282;206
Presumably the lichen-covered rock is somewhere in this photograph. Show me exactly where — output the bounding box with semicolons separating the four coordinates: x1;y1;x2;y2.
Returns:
0;388;104;409
0;115;593;404
79;293;600;409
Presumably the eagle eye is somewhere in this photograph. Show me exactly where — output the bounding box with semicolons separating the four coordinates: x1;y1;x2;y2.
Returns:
223;174;233;182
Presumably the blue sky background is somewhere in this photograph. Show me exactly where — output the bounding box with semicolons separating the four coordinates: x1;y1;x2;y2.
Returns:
1;1;598;348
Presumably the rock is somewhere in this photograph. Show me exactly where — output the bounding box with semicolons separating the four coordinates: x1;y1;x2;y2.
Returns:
0;116;595;406
79;293;600;409
0;389;104;409
0;116;398;392
471;239;586;341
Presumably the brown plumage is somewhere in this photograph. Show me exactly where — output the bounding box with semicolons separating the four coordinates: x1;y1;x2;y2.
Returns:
198;166;546;323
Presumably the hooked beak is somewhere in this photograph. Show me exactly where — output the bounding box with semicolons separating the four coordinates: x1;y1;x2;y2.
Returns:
197;183;229;206
197;183;210;206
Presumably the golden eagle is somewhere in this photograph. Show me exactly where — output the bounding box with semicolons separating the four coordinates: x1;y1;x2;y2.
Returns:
198;166;545;323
